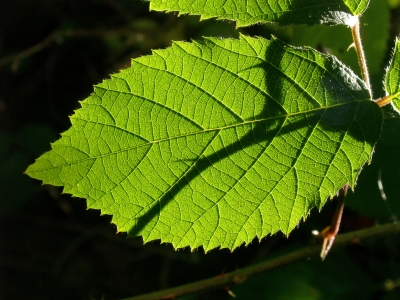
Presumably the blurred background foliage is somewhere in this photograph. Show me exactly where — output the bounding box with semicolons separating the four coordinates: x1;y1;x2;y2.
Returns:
1;0;400;299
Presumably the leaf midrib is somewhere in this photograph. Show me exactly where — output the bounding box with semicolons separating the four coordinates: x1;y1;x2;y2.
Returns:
30;100;368;172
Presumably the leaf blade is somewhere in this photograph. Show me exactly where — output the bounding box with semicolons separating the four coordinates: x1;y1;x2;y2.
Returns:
148;0;370;27
386;38;400;112
26;36;381;251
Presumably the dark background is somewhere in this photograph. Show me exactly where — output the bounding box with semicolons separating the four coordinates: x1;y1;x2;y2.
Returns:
1;0;400;299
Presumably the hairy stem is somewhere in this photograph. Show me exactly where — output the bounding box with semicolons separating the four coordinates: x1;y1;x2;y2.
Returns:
351;16;371;95
375;92;400;107
121;223;400;300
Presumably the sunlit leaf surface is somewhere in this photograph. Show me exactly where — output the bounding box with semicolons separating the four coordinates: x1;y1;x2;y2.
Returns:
149;0;370;27
26;36;381;251
386;38;400;112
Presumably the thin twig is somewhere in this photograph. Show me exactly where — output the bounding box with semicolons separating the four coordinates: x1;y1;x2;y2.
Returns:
318;184;347;260
0;28;133;71
121;223;400;300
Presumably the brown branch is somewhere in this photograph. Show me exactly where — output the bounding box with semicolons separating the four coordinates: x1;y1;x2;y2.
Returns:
121;223;400;300
0;28;134;71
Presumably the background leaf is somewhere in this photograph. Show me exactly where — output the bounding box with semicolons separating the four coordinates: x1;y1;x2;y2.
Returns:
148;0;370;27
26;35;381;251
386;38;400;112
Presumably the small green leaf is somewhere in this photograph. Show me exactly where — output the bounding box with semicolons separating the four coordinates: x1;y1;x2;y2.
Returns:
26;36;382;251
148;0;370;27
386;38;400;112
344;0;370;15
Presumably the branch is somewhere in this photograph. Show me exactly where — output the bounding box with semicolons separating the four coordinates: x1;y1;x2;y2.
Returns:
122;223;400;300
0;28;134;71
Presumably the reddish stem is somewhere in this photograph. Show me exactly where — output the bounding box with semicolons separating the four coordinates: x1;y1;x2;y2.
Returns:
319;184;348;260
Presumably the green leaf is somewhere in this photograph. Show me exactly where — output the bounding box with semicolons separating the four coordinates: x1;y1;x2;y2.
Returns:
148;0;370;27
26;36;382;251
386;38;400;112
344;0;370;14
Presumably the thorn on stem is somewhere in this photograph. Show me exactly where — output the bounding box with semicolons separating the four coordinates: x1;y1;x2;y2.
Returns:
347;42;355;51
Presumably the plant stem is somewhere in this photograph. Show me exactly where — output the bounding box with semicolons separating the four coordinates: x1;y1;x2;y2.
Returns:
121;223;400;300
375;92;400;107
351;16;371;95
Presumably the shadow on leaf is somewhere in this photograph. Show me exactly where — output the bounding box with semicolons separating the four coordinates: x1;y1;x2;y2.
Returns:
128;37;381;249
